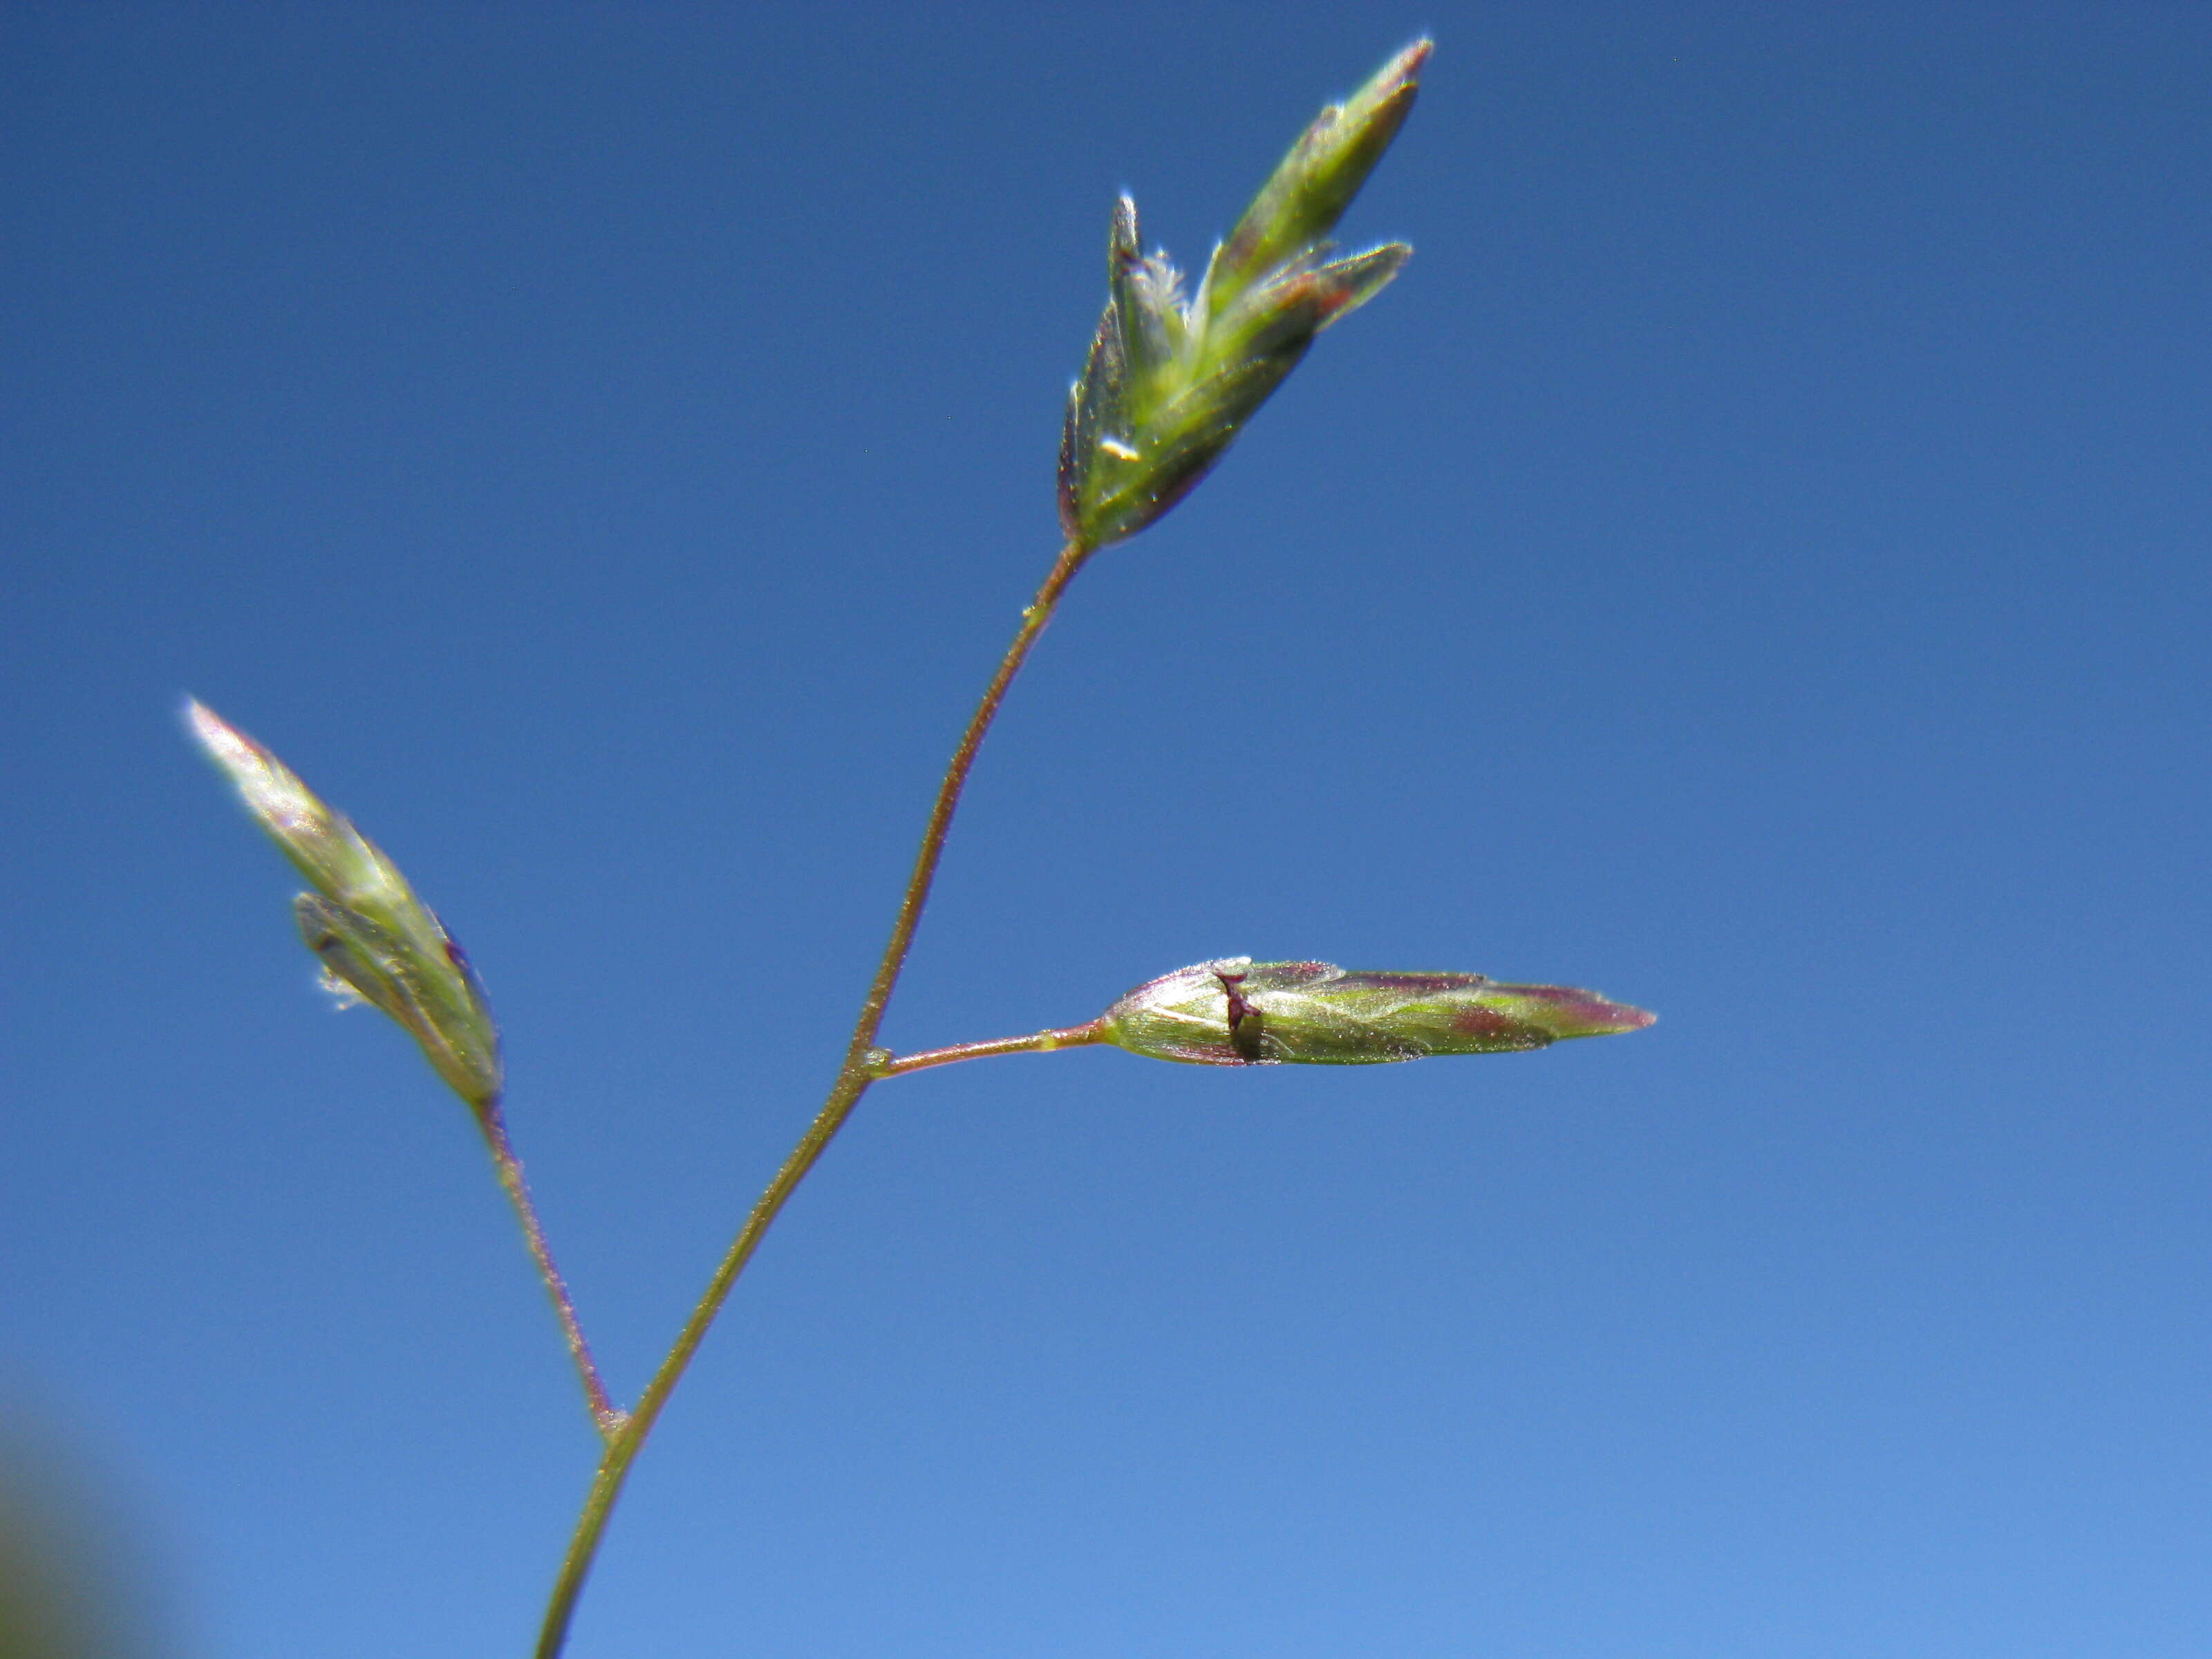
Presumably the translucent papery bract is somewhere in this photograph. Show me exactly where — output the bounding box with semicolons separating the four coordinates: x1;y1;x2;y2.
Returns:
189;699;504;1114
1197;41;1430;330
1198;241;1411;377
295;896;503;1112
1099;958;1655;1067
1056;42;1428;549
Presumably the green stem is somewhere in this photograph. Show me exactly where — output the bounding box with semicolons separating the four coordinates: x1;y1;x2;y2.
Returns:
534;538;1091;1658
874;1019;1107;1078
478;1100;624;1438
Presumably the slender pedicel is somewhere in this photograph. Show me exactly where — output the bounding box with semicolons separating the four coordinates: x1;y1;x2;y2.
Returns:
872;1020;1111;1078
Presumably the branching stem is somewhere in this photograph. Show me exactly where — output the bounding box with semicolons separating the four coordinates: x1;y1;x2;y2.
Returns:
478;1100;624;1438
534;538;1091;1658
874;1020;1108;1078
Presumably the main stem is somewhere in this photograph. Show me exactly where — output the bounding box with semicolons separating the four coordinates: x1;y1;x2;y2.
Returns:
534;538;1091;1658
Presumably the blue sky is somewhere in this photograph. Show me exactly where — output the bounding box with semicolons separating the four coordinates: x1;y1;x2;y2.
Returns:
5;4;2210;1655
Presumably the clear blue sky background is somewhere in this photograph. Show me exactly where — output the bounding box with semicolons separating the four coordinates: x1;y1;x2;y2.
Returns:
5;5;2209;1656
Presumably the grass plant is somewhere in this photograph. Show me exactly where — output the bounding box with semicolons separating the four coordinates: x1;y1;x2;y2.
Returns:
189;42;1652;1653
